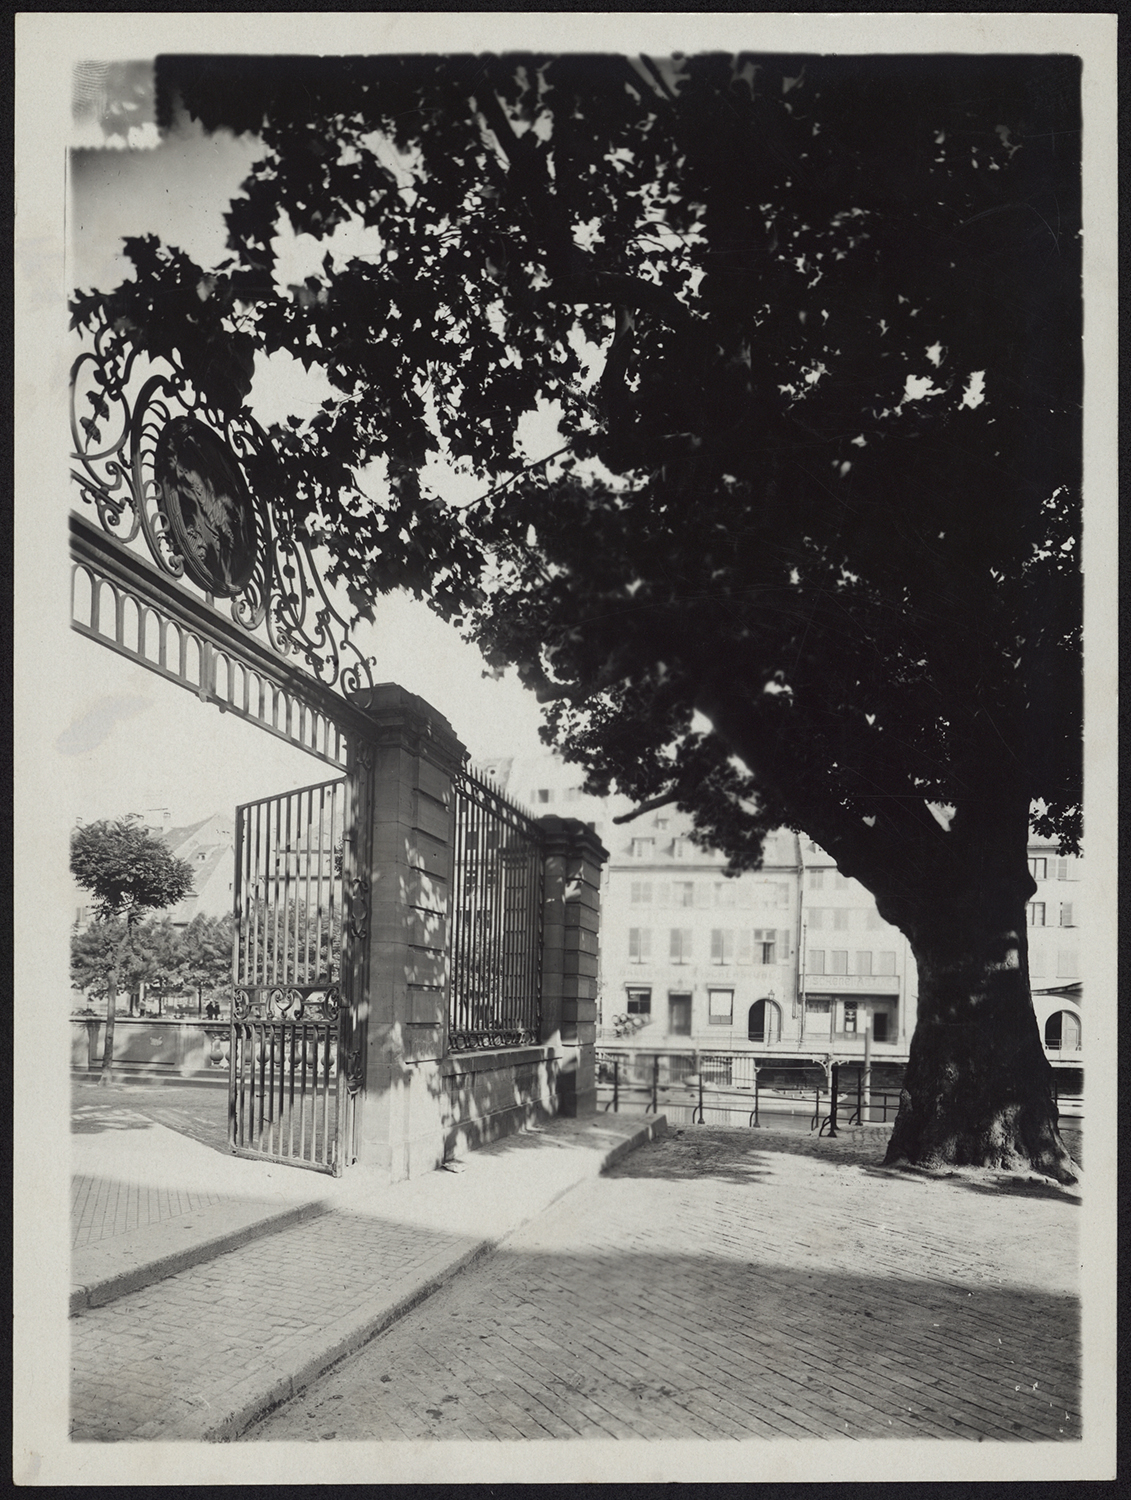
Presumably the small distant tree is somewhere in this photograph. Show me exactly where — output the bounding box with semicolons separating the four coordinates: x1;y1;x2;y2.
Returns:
70;818;195;1082
137;917;189;1015
180;913;235;1016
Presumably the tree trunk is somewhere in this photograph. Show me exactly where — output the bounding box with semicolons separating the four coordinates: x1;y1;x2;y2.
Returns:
99;926;132;1085
883;879;1078;1184
99;977;118;1085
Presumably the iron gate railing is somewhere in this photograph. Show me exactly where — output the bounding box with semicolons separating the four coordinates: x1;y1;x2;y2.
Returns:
230;777;358;1173
449;768;544;1051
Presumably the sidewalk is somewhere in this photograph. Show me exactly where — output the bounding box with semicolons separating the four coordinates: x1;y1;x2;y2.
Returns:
69;1081;666;1442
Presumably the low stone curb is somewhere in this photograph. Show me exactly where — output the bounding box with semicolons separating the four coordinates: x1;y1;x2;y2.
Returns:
70;1196;334;1315
201;1114;667;1442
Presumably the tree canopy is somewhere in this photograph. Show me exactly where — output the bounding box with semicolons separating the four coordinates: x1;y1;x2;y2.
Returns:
71;51;1084;1172
71;817;196;923
74;53;1081;902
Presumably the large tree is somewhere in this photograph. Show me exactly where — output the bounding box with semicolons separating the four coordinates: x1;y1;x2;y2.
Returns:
70;818;195;1080
71;52;1082;1176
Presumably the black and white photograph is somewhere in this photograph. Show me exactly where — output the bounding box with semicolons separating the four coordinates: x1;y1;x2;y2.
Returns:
14;12;1116;1486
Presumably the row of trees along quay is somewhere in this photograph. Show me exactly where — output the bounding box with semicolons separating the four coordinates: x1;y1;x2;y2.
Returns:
70;53;1082;1180
71;908;236;1019
70;818;197;1080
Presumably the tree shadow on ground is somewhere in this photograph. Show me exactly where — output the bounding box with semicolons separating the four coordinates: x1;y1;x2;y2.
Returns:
72;1084;230;1153
862;1169;1083;1206
605;1122;1083;1202
604;1123;882;1186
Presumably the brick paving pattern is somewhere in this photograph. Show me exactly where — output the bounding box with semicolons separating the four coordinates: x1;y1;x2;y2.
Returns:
249;1127;1080;1443
69;1207;480;1441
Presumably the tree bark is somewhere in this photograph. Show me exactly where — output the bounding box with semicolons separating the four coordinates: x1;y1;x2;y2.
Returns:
98;925;131;1086
882;877;1078;1184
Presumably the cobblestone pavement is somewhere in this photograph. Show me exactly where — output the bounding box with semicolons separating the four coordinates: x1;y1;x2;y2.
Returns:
72;1083;233;1249
249;1126;1081;1443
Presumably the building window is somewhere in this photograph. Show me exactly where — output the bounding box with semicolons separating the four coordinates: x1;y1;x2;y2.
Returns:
855;951;872;976
829;950;848;976
775;883;790;907
631;838;654;859
753;928;776;965
808;908;824;931
1028;901;1046;927
833;908;849;931
877;951;896;976
866;908;883;931
654;815;669;830
1059;903;1074;928
1029;856;1047;881
805;997;831;1014
626;987;652;1016
1044;1010;1080;1051
670;928;693;964
673;881;694;907
808;949;825;975
842;1001;858;1035
872;1011;890;1043
808;869;825;890
671;837;690;858
710;929;734;965
714;881;737;909
1056;949;1079;979
668;992;692;1035
564;787;581;803
629;928;651;963
630;881;652;906
1055;858;1072;881
747;998;782;1043
708;988;734;1024
536;788;552;804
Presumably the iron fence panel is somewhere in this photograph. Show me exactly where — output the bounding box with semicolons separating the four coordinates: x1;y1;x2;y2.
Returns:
230;777;354;1174
449;769;544;1051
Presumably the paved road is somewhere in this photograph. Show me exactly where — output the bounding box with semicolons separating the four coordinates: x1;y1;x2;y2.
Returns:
248;1126;1080;1443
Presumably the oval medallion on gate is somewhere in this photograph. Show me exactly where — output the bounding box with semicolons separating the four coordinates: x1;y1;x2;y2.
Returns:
154;416;258;596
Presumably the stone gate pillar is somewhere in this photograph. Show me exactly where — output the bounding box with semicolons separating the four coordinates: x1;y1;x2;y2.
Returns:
537;816;608;1118
350;684;465;1182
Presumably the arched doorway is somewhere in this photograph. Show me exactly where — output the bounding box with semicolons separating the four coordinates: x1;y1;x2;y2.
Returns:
1044;1010;1081;1051
748;998;782;1044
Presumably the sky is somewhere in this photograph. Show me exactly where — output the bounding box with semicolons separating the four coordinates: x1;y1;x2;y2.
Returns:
63;82;551;830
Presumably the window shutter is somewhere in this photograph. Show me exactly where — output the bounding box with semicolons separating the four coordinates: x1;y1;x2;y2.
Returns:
738;930;753;964
779;928;789;961
1056;858;1069;881
1060;903;1074;928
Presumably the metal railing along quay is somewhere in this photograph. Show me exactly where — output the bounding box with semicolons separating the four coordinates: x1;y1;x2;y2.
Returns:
596;1049;904;1134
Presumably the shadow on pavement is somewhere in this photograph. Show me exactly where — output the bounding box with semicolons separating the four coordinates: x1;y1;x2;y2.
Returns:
244;1240;1081;1444
608;1123;1085;1201
72;1082;230;1154
606;1124;888;1184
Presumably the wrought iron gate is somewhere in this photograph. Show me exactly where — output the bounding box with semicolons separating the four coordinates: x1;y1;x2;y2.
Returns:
229;776;362;1174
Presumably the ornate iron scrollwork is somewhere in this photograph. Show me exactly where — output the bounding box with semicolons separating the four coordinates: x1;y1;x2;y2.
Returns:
345;1045;365;1097
232;985;342;1022
348;875;370;942
449;1027;539;1052
70;322;375;695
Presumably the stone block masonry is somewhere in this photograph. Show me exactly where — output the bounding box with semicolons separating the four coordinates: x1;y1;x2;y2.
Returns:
346;688;609;1181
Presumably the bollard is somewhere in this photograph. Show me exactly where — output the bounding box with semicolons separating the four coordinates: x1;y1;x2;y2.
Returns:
696;1070;705;1125
647;1054;659;1115
612;1057;619;1114
828;1062;840;1138
752;1070;760;1128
